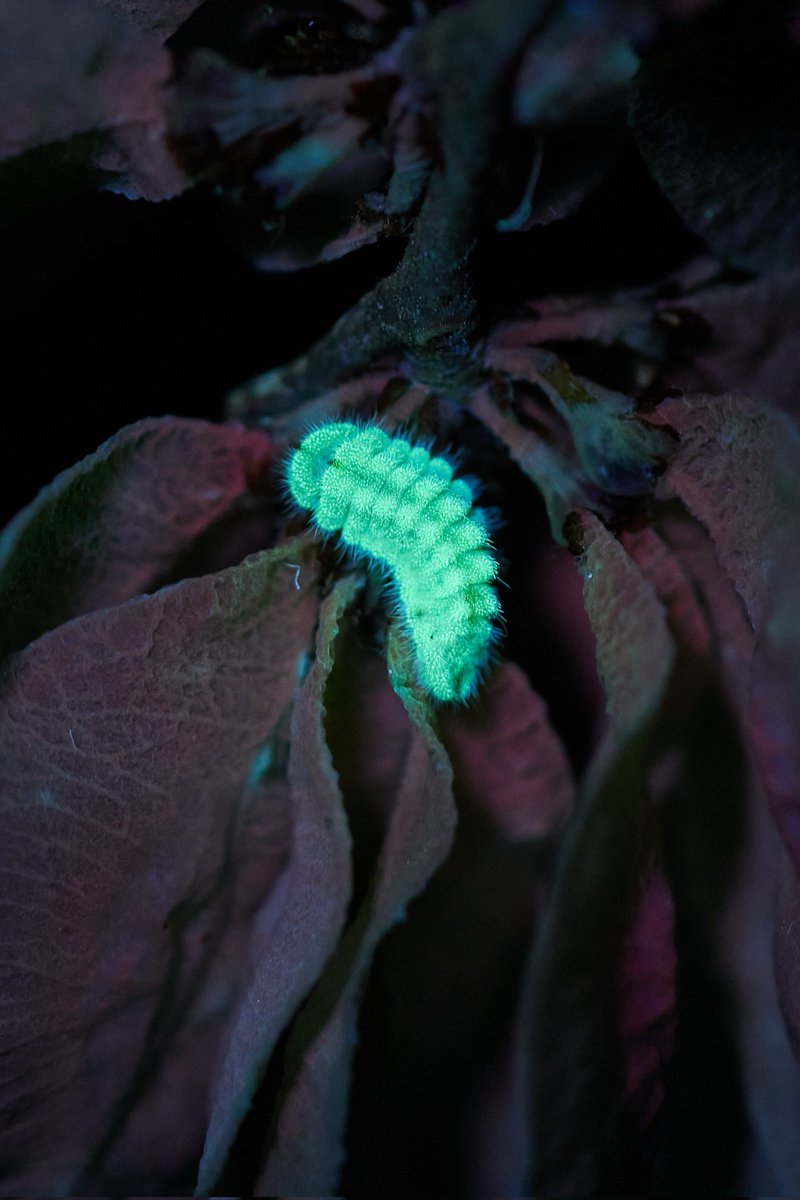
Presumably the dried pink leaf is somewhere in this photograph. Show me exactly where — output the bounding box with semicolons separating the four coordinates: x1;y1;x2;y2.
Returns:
648;393;798;630
441;661;574;841
0;0;167;161
0;539;319;1194
657;271;800;415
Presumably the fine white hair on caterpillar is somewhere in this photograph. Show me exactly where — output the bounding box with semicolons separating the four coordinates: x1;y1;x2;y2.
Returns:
285;420;501;703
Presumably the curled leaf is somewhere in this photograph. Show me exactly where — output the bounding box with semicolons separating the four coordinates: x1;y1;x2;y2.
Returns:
344;662;572;1197
251;602;456;1195
577;510;675;735
196;573;358;1194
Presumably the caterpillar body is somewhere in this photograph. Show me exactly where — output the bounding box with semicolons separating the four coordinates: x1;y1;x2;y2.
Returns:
286;421;501;703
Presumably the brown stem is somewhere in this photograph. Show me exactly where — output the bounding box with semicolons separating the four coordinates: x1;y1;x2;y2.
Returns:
228;0;556;427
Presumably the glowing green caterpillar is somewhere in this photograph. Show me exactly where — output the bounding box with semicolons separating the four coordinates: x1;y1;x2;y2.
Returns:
286;421;500;703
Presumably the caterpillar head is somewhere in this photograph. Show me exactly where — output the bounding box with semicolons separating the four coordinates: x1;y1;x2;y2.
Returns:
286;422;356;510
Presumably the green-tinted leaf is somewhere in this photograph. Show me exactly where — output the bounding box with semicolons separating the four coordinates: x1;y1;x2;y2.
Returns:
0;417;274;663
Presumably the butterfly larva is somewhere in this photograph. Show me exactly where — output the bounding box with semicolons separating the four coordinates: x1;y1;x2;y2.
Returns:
286;421;501;703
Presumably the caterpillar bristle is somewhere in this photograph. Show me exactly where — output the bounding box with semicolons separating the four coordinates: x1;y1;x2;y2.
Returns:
285;418;503;704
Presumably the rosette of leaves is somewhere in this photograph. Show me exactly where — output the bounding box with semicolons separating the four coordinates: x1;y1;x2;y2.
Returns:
0;413;576;1195
5;0;800;1196
5;339;800;1199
